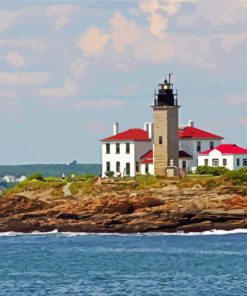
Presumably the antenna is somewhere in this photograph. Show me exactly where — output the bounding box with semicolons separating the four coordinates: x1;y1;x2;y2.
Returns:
154;89;157;106
168;72;173;84
174;88;178;106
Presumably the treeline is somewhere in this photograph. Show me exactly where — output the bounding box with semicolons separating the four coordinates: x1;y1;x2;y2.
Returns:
0;163;101;178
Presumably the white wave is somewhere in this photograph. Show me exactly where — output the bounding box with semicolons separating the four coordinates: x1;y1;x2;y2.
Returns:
0;231;24;237
0;228;246;237
143;229;247;236
0;229;59;237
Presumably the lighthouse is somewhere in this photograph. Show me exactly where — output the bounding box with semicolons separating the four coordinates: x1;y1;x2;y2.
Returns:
152;73;180;176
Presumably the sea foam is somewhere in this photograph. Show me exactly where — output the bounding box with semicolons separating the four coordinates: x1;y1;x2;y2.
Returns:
0;228;246;237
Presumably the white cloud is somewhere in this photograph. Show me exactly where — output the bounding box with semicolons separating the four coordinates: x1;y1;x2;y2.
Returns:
10;38;47;52
160;0;186;16
82;119;109;134
0;9;23;32
0;72;49;86
133;35;174;63
139;0;167;40
226;89;247;105
118;83;140;96
70;57;90;76
237;117;247;126
47;5;75;30
220;32;247;52
110;11;140;53
169;34;216;69
73;99;125;109
138;0;192;40
0;89;17;98
114;62;131;72
179;1;247;28
176;14;199;27
78;26;109;56
39;79;78;98
5;52;25;67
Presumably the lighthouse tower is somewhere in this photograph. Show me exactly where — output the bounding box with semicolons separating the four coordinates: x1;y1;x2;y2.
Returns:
152;74;180;176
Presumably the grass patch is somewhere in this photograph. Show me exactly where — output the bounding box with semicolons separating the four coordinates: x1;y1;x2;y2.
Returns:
178;175;222;188
135;175;168;190
2;179;64;197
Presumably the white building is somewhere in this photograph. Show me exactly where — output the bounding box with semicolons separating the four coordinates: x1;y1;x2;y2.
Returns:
101;119;225;176
18;175;27;182
140;150;154;175
2;175;17;183
198;144;247;170
179;120;223;171
101;122;152;177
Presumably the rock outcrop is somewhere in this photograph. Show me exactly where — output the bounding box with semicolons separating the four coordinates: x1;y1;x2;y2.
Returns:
0;182;246;233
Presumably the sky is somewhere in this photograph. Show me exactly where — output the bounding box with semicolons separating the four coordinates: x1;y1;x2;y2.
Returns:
0;0;247;164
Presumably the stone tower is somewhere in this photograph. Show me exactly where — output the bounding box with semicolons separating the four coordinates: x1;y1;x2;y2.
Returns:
152;74;180;176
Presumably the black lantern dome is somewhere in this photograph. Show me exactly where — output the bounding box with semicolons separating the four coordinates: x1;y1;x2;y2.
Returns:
153;73;178;107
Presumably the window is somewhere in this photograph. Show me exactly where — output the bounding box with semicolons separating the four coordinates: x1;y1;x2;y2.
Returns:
223;159;227;167
106;143;110;154
159;136;163;144
243;159;247;166
126;143;130;154
126;163;130;176
204;159;209;166
212;159;219;166
116;143;120;154
145;164;149;174
116;161;120;172
197;141;201;153
135;161;139;173
106;162;110;172
237;158;240;166
210;141;214;149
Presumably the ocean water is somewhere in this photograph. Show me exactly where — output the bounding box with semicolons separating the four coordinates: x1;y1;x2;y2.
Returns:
0;230;247;296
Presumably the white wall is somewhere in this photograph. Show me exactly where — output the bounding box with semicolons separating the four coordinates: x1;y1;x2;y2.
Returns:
102;140;152;177
179;159;192;172
198;150;247;170
140;163;154;175
179;139;222;171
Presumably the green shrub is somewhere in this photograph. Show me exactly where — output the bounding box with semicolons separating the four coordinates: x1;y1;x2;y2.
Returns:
204;178;219;188
28;173;44;181
196;166;229;176
105;171;114;177
76;174;97;181
45;176;62;182
223;170;247;185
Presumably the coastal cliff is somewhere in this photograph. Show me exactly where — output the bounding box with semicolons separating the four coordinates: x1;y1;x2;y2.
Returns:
0;178;246;233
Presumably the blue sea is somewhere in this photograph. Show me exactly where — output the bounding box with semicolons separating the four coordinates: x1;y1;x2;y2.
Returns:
0;230;246;296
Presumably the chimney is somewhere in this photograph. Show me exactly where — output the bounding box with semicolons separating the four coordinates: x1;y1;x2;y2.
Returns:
113;121;119;135
188;120;194;127
144;122;153;139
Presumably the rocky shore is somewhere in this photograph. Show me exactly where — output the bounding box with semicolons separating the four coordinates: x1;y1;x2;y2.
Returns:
0;180;246;233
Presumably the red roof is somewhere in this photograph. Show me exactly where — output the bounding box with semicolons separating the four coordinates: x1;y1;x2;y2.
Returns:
179;126;223;140
200;144;247;155
140;150;153;163
102;128;150;141
140;150;192;163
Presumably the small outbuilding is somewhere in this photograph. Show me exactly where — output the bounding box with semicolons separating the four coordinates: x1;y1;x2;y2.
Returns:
198;144;247;170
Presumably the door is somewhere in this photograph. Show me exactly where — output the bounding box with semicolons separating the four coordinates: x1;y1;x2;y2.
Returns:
126;163;130;176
